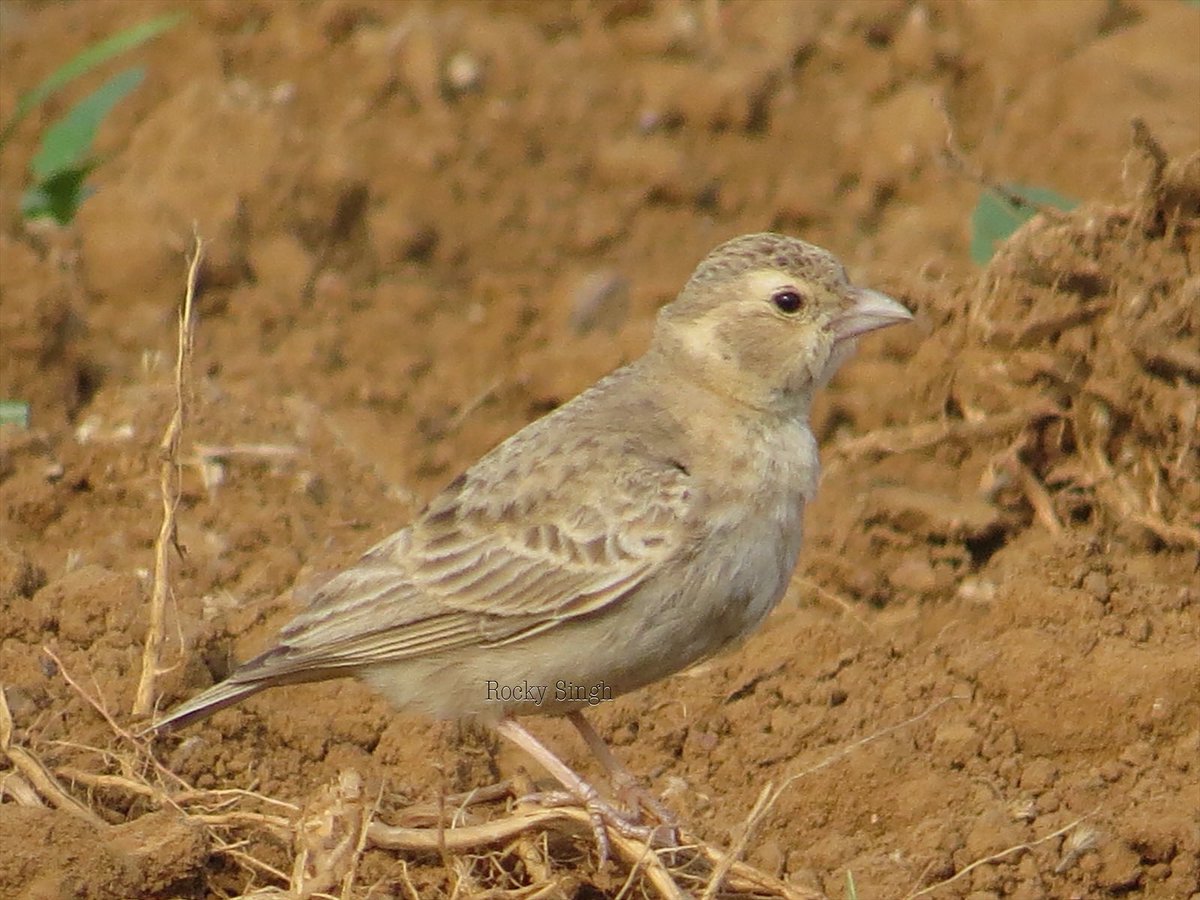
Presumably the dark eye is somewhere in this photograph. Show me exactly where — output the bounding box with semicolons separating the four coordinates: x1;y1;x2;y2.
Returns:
771;289;805;315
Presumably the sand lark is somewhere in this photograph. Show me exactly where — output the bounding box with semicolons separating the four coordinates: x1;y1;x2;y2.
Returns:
153;232;913;860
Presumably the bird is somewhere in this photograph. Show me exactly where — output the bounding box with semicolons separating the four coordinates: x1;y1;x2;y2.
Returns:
151;232;913;862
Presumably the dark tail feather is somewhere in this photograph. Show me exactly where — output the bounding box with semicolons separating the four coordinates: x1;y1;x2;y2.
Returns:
147;678;268;734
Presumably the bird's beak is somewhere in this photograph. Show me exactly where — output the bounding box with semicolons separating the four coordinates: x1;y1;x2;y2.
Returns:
832;288;913;343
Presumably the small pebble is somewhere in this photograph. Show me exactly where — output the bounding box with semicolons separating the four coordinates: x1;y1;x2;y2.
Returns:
1082;570;1111;603
957;576;997;604
444;51;483;95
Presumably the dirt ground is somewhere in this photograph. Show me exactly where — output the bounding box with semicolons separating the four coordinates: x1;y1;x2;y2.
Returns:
1;1;1198;898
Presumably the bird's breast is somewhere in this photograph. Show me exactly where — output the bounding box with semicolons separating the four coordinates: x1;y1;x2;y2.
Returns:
681;415;818;641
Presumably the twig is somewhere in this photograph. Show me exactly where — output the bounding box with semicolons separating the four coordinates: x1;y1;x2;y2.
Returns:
0;769;45;808
691;844;823;900
791;697;961;783
341;783;383;898
221;845;293;885
193;810;294;833
54;765;301;816
938;100;1070;223
0;687;105;826
290;769;369;898
1129;118;1167;193
371;703;952;898
369;806;596;853
394;859;422;900
55;766;164;801
508;772;553;887
1006;455;1063;537
1129;513;1200;550
372;805;695;899
613;839;656;900
43;646;190;794
825;406;1055;468
985;298;1111;350
610;834;687;900
134;233;203;717
391;779;514;826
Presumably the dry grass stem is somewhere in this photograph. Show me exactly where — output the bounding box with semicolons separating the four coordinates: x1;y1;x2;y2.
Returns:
0;769;46;808
796;576;875;634
1055;823;1100;874
54;766;164;800
780;696;960;786
938;104;1071;224
986;298;1110;349
221;845;293;885
193;811;294;833
612;839;657;900
1130;513;1200;549
134;233;203;718
606;833;687;900
43;646;190;794
1006;455;1063;537
194;442;301;460
508;780;554;887
369;806;594;853
699;781;773;900
905;812;1093;898
444;375;505;435
0;687;104;826
826;405;1053;467
394;780;514;827
290;769;371;898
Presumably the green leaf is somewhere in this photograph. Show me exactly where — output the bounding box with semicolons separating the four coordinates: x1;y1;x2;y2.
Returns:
30;67;144;180
0;12;182;148
0;401;32;429
22;166;96;224
970;184;1077;265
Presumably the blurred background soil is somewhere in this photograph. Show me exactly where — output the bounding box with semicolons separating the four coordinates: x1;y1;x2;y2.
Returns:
1;1;1197;897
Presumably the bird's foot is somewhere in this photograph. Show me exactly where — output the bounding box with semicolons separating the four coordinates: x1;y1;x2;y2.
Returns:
496;717;677;866
518;787;675;865
609;772;680;845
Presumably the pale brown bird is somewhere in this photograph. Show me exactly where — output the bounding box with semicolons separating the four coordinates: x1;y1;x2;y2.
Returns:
152;232;913;860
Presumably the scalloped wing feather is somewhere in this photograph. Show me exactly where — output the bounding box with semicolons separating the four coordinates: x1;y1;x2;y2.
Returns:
225;424;693;682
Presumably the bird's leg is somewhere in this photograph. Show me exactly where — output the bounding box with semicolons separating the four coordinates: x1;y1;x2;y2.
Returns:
567;710;679;835
495;717;664;865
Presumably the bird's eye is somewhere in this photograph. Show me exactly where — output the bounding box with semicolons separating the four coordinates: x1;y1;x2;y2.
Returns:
771;289;805;315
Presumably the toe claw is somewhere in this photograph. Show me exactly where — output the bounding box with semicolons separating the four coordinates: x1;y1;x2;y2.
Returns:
518;786;671;865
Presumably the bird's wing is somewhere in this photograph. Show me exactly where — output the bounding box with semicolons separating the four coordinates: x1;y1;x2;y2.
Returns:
406;453;691;631
226;411;694;679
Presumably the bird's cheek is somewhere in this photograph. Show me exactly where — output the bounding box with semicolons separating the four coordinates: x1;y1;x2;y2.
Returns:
774;348;816;397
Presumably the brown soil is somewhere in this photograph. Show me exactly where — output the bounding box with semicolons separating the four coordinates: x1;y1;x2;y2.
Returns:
2;1;1198;898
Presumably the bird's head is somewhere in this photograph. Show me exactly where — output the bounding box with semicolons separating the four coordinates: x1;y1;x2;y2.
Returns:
651;233;912;414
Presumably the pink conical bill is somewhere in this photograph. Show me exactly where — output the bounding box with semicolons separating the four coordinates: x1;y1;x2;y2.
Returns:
832;288;913;343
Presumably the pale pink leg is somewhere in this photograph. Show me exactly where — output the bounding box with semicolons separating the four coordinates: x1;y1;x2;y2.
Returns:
496;718;660;865
568;711;679;834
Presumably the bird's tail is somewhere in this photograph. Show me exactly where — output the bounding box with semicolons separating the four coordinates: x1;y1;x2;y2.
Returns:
147;677;268;734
